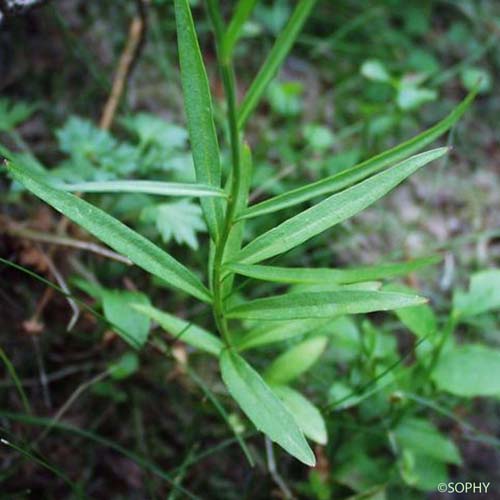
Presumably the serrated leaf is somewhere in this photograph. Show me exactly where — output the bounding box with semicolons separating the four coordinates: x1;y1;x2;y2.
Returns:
272;385;327;445
220;350;315;466
226;290;426;320
5;161;212;303
58;180;227;198
141;200;206;250
431;344;500;397
102;290;151;349
243;91;475;219
121;113;188;149
175;0;224;242
264;337;328;384
132;303;223;356
227;256;440;285
238;0;317;129
237;148;448;264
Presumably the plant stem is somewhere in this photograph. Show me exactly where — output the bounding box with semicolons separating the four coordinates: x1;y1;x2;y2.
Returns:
206;0;243;346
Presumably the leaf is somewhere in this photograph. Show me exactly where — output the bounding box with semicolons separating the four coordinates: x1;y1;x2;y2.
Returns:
226;256;440;285
58;180;227;198
132;303;223;356
393;417;461;465
397;87;437;111
224;0;259;60
121;113;188;149
272;385;327;445
237;148;448;264
141;200;206;250
102;290;151;349
264;337;328;384
109;352;140;380
226;290;426;320
360;60;391;83
0;99;37;131
175;0;224;242
5;161;212;303
452;269;500;319
385;284;437;339
236;319;328;351
237;0;317;129
219;350;315;466
431;344;500;397
242;91;475;219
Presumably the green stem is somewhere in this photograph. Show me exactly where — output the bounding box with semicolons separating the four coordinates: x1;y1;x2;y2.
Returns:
206;0;243;347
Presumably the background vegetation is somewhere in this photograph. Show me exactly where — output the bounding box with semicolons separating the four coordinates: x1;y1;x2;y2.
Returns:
0;0;499;498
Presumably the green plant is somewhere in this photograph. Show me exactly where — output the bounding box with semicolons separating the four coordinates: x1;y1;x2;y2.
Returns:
2;0;477;467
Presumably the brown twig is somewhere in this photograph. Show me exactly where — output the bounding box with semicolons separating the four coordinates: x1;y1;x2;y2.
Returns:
99;0;148;130
5;224;133;265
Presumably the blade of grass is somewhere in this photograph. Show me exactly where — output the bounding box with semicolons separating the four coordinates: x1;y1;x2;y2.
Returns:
0;435;83;496
58;180;227;198
237;0;317;129
0;347;32;415
226;256;440;284
237;148;447;264
175;0;225;242
226;290;426;320
0;412;200;499
5;161;211;303
242;90;476;219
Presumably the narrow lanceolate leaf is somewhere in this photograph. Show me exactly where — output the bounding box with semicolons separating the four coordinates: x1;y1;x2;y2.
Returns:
237;0;317;129
243;90;476;219
264;337;328;384
237;318;328;351
224;0;259;60
175;0;224;242
58;180;227;198
272;386;327;445
227;256;440;285
226;291;426;320
6;161;211;303
132;304;223;356
220;350;315;466
237;148;447;264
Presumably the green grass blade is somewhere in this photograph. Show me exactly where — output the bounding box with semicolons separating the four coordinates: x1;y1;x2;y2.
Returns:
236;148;447;264
243;91;476;219
0;347;32;414
175;0;224;242
223;0;259;60
219;350;315;466
5;161;212;303
226;256;440;285
237;0;317;129
132;304;223;356
226;290;427;320
58;180;227;198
